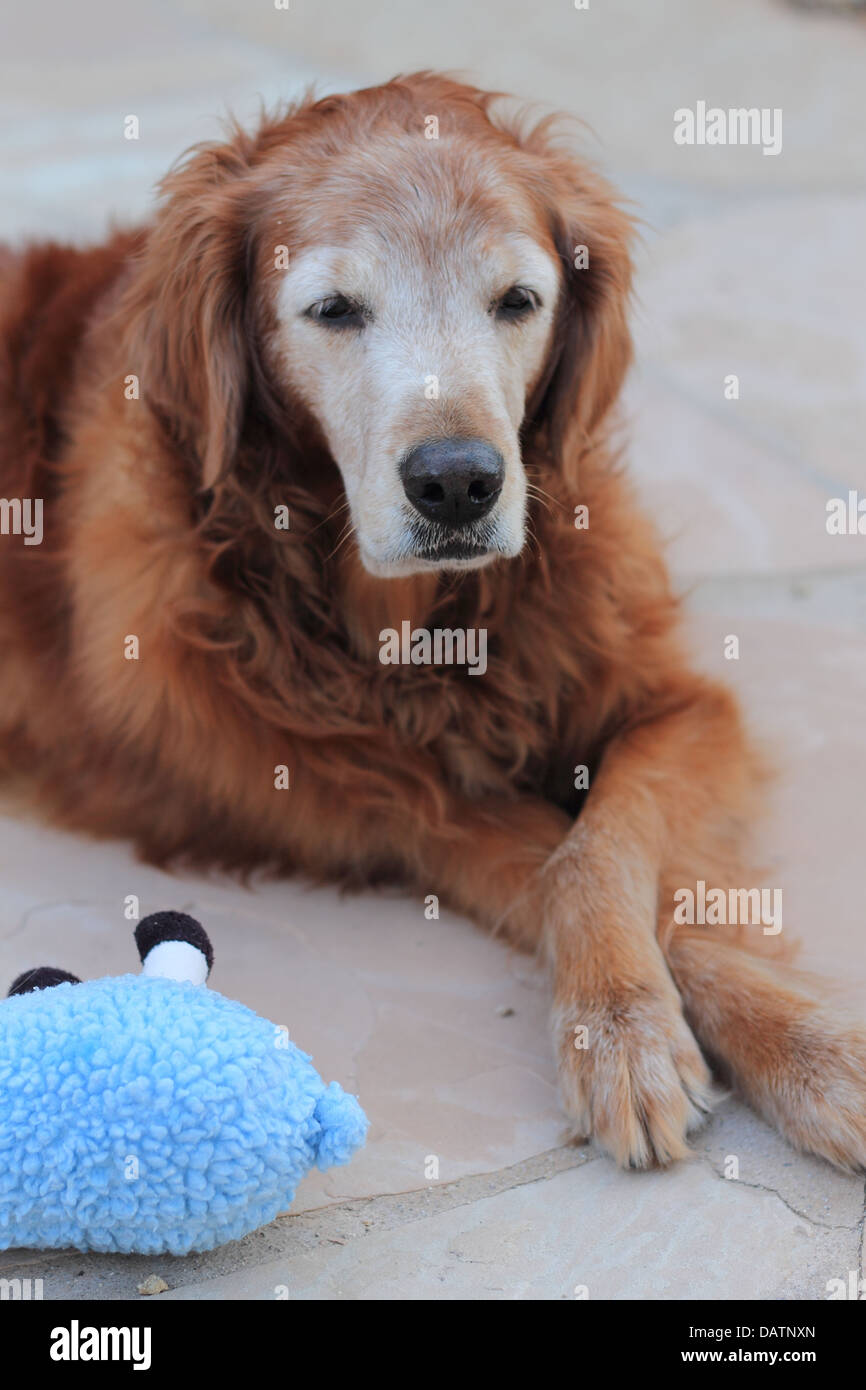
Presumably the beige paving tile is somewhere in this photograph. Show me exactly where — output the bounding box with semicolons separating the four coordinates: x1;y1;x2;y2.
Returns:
624;372;846;581
175;0;866;189
694;1101;865;1230
684;608;866;992
633;196;866;499
0;2;343;241
154;1157;861;1300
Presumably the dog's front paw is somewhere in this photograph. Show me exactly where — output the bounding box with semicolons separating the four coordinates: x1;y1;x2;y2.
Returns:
751;1011;866;1173
552;986;714;1168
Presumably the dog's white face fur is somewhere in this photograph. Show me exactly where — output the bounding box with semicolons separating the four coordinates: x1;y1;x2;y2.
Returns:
273;181;561;578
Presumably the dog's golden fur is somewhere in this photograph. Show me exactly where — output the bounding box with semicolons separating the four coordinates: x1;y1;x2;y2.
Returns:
2;74;865;1169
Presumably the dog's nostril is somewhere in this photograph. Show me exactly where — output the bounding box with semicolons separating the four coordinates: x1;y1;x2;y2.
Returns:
400;438;505;528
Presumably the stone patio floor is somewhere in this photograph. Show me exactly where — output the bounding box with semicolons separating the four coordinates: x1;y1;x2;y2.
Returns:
1;0;865;1299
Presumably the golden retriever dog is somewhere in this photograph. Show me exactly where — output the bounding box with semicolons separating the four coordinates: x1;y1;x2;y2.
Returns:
1;73;864;1169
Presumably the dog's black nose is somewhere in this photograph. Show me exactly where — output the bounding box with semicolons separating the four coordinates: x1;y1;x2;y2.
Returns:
400;438;505;527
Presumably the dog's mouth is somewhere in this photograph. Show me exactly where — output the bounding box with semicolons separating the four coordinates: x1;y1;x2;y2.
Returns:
412;537;492;563
405;519;502;568
355;512;524;578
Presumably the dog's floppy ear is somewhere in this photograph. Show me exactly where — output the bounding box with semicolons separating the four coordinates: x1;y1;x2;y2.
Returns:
527;143;635;474
121;134;254;489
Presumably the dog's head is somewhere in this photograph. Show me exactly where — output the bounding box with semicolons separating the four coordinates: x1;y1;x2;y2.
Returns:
127;75;633;579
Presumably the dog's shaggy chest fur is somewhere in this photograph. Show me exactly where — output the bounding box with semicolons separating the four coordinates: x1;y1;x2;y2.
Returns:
3;74;866;1173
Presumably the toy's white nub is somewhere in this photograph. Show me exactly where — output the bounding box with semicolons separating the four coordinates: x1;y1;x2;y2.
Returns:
141;939;209;985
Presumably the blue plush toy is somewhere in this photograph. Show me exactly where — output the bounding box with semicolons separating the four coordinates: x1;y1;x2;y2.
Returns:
0;911;368;1255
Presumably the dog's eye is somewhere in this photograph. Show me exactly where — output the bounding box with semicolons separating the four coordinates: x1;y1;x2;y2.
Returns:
494;285;539;320
307;295;366;329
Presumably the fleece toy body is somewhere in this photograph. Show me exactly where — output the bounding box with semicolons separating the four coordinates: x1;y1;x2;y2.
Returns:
0;913;367;1255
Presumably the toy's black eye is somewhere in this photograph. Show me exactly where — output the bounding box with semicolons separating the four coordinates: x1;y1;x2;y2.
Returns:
135;910;214;982
494;285;540;320
307;295;366;328
7;967;81;997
